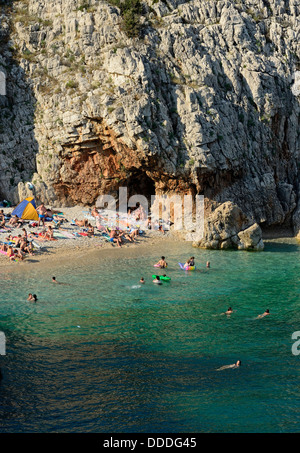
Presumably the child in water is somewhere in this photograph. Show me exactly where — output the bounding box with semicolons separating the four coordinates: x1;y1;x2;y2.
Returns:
155;256;167;268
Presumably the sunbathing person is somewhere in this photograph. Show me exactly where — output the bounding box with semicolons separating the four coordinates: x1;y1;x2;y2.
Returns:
0;243;7;252
8;215;20;227
109;229;122;247
52;214;68;228
14;235;22;247
6;246;15;261
46;208;53;219
0;212;10;230
5;234;13;243
22;228;28;240
74;219;88;228
121;231;135;242
91;206;100;219
20;238;34;255
44;225;54;240
87;224;94;237
14;248;24;260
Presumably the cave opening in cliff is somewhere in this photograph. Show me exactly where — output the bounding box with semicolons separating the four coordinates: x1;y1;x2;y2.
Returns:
124;170;156;206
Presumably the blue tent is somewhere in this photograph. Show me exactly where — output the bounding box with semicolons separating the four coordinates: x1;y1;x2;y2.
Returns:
11;197;39;221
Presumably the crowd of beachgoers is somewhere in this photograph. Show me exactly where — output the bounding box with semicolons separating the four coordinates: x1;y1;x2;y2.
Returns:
0;202;172;264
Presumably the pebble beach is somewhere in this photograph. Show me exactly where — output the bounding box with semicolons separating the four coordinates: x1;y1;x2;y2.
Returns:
0;205;175;268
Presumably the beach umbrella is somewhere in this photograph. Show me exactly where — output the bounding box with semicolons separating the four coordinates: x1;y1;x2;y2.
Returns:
11;197;39;221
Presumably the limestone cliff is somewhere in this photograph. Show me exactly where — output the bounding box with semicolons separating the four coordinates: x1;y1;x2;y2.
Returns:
0;0;300;248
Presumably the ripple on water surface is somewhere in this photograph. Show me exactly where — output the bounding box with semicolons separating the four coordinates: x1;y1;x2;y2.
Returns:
0;239;300;432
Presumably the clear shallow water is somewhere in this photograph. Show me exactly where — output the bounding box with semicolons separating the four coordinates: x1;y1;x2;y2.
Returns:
0;240;300;433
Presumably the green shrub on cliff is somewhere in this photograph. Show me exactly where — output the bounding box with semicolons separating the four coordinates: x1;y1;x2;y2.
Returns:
108;0;143;38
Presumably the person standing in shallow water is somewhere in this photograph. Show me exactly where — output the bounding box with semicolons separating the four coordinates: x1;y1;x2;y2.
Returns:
155;256;167;268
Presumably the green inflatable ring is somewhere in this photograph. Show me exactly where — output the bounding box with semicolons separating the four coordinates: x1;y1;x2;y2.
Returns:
152;274;171;281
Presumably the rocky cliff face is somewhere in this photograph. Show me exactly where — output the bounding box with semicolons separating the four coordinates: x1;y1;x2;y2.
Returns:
0;0;299;248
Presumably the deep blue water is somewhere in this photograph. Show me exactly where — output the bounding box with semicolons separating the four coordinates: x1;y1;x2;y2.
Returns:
0;239;300;433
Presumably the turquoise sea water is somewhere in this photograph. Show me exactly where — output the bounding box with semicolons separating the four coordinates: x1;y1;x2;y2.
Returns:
0;239;300;433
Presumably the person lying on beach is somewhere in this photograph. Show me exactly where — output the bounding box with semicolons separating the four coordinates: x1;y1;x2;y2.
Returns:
46;209;53;218
129;228;139;238
155;256;168;268
51;214;68;229
8;215;17;226
119;231;134;242
87;223;94;237
8;215;23;227
256;309;270;319
120;229;137;242
74;219;88;228
217;360;241;371
5;234;13;243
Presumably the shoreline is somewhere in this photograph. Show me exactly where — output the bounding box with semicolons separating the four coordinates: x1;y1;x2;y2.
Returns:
0;204;178;269
0;205;299;270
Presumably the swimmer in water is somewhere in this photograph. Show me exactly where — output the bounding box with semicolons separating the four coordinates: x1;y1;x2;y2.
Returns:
217;360;241;371
206;261;210;268
153;276;162;284
27;293;38;302
256;309;270;319
52;276;58;283
139;277;145;284
225;307;233;315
